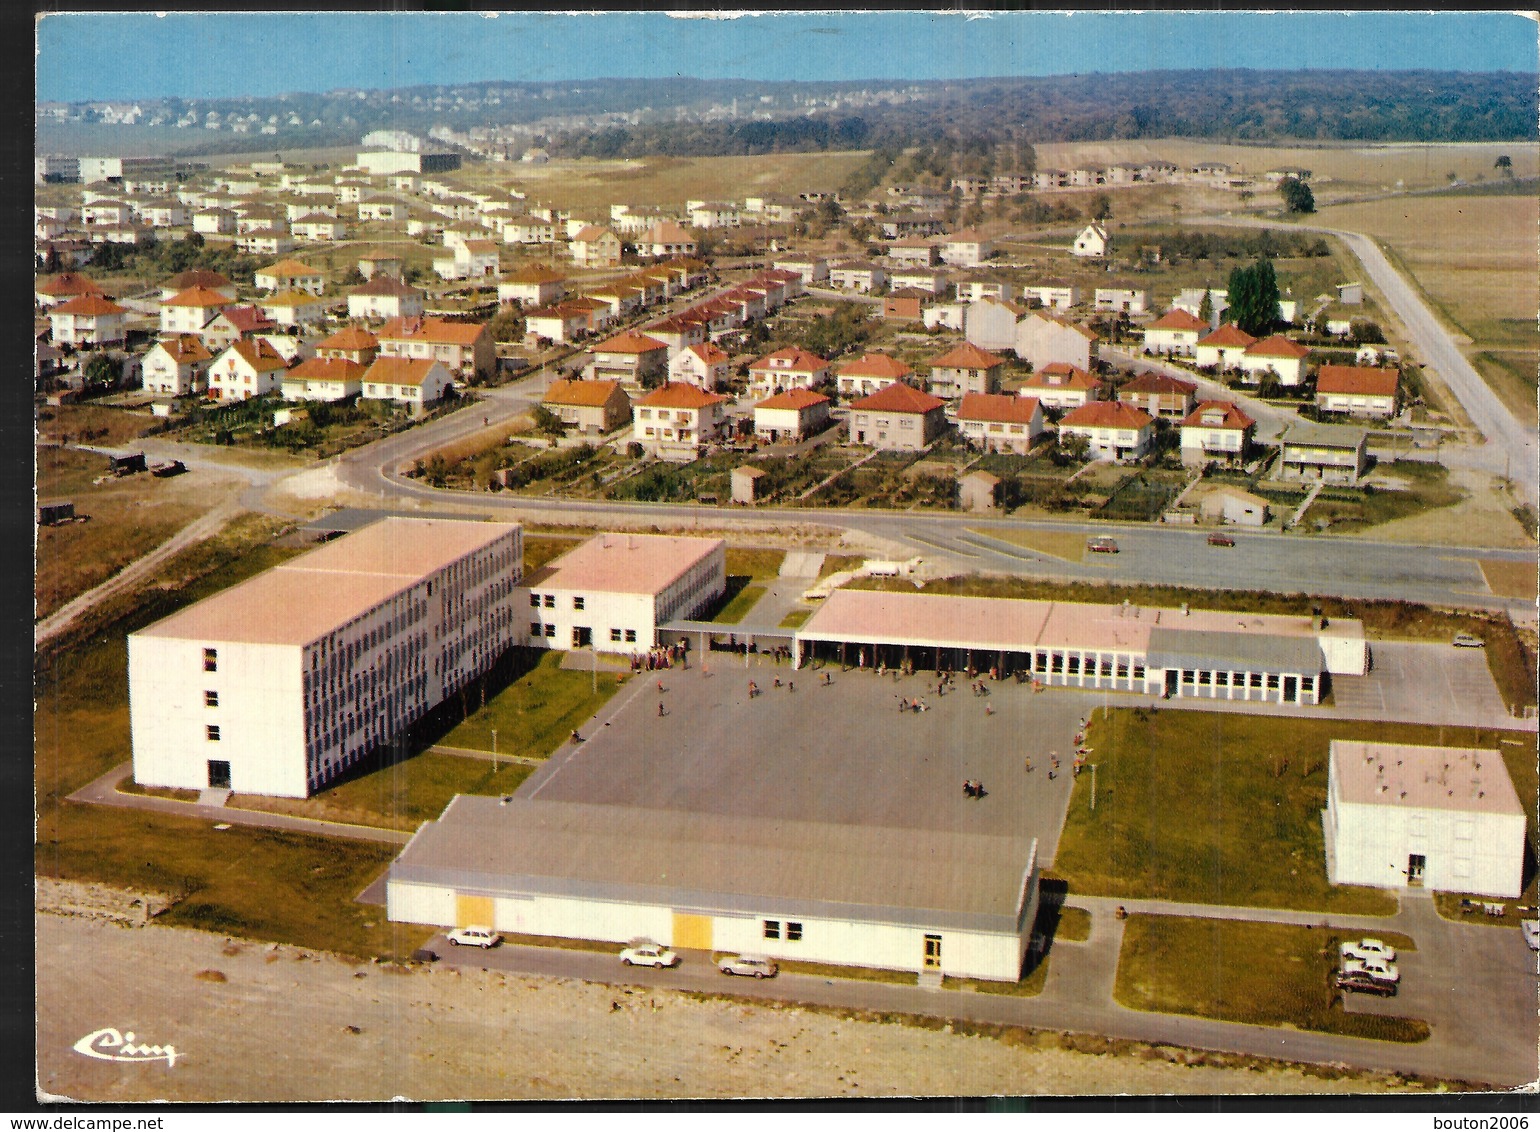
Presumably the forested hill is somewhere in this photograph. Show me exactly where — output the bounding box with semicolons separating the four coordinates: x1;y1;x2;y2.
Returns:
551;70;1536;158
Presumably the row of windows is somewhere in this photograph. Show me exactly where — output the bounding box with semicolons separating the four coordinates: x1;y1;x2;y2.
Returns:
763;919;803;941
1179;669;1314;693
529;593;583;611
609;628;639;643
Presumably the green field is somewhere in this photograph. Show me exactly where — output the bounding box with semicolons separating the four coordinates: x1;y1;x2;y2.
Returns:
1116;915;1430;1043
1053;709;1532;915
439;649;624;755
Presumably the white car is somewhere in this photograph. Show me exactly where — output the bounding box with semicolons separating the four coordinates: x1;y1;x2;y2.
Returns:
446;926;501;949
1341;956;1400;985
717;954;778;979
1522;921;1540;951
1339;937;1397;963
619;942;679;969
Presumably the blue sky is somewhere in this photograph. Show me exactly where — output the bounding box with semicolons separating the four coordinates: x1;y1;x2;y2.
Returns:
36;10;1538;103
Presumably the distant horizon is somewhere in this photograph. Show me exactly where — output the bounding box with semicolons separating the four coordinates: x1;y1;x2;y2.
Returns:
35;11;1538;104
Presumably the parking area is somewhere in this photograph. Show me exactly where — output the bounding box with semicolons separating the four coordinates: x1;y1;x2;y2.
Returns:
1330;641;1511;727
520;654;1087;864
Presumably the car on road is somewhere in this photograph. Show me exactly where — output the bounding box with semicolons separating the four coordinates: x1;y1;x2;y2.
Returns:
619;942;679;968
717;954;778;979
1452;633;1485;648
1341;956;1400;984
1523;921;1540;951
1086;536;1120;554
1206;532;1236;547
446;926;501;949
1335;969;1397;997
1340;937;1397;963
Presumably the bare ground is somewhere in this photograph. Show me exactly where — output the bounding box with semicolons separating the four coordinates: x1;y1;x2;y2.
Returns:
1354;464;1535;549
36;912;1436;1103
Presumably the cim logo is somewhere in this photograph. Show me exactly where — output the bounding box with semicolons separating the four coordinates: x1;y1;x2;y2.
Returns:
72;1028;180;1068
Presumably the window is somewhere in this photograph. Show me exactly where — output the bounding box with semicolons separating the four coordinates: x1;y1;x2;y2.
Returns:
530;593;540;607
204;690;219;707
786;922;803;942
544;624;556;638
573;596;585;611
763;920;780;940
610;628;623;642
531;622;542;636
203;647;218;672
625;629;637;643
543;595;556;609
206;725;221;742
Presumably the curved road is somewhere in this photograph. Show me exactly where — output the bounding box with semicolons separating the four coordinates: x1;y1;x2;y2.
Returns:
1195;214;1537;507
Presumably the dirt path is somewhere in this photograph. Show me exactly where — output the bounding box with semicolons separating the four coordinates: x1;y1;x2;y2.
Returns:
35;912;1431;1102
34;498;243;646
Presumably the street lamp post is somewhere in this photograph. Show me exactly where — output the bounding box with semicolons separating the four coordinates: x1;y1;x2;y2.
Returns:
491;728;498;774
1090;763;1098;812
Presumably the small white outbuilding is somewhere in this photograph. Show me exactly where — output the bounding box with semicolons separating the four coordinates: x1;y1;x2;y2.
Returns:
1325;740;1527;899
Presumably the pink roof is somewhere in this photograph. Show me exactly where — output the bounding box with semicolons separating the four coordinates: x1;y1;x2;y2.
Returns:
756;388;831;411
1246;334;1310;359
1196;323;1256;348
1181;400;1256;431
957;393;1041;425
838;352;913;381
849;382;945;414
595;331;668;355
683;343;729;365
750;347;830;373
1315;365;1399;397
1332;741;1522;817
1060;401;1153;430
1150;308;1209;332
930;341;1005;371
531;534;723;597
1120;372;1197;396
637;381;727;409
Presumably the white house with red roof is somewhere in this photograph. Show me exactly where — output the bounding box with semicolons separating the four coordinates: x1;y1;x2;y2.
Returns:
254;259;326;296
637;222;697;260
433;238;500;281
347;277;426;322
927;341;1005;399
668;342;731;391
1238;334;1310;386
940;230;994;268
140;335;213;396
1018;363;1104;412
376;316;495;382
259;290;331;329
570;225;623;267
1016;312;1098;373
957;393;1045;455
747;347;833;398
1179;401;1256;466
1314;365;1401;419
542;378;632;436
1117;372;1198;421
160;269;237;304
49;294;129;347
828;260;886;293
836;352;914;399
1143;308;1209;356
632;382;729;461
161;285;237;335
208;338;290;401
754;388;832;444
1058;401;1155;463
360;357;452;410
314;325;379;366
585;331;670;391
524;302;592;346
200;306;277;353
35;272;106;310
1194;323;1257;370
282;356;367;402
645;315;708;359
847;383;948;451
497;264;567;308
1094;285;1153;316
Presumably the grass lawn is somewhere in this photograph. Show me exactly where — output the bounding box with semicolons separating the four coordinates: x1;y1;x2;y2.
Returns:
439;649;624;757
967;526;1087;563
779;608;813;630
1479;558;1538;602
724;547;787;579
820;554;868;577
1053;709;1532;915
37;403;158;448
1115;915;1430;1044
1057;905;1092;942
232;757;536;833
710;580;766;625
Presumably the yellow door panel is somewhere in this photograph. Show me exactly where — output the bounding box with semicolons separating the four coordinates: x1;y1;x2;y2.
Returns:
456;893;495;928
672;912;713;951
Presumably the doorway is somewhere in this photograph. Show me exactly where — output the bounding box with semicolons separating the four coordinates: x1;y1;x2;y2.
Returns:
1283;675;1298;703
1408;854;1426;886
572;626;592;648
923;934;942;969
206;760;231;789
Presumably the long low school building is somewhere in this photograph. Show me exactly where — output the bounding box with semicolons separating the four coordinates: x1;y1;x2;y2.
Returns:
389;796;1040;982
792;589;1367;706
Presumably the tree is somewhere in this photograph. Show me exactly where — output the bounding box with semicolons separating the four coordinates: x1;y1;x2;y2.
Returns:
1226;257;1281;337
530;404;566;437
83;352;120;393
1278;176;1315;214
1089;193;1112;221
1197;288;1213;325
1496;154;1514;177
487;308;524;343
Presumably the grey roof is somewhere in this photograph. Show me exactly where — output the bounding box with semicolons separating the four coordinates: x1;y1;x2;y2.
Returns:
1279;422;1368;450
391;796;1036;935
1147;626;1324;675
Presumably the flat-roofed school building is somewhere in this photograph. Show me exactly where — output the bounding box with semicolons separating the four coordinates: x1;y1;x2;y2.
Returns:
520;533;726;654
388;796;1040;981
129;518;525;798
794;589;1367;706
1326;741;1527;899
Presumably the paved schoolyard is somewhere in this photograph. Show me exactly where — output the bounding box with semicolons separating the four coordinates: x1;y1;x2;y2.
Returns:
520;654;1089;864
1330;640;1515;728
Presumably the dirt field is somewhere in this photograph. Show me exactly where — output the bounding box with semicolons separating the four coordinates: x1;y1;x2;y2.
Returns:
35;912;1436;1102
1314;194;1538;424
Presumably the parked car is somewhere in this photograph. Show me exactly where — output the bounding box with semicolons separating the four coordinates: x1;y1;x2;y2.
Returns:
1086;536;1120;554
1206;532;1235;547
1335;969;1397;997
1452;633;1485;648
1522;921;1540;951
1340;956;1400;984
619;941;679;968
446;926;501;949
717;954;778;979
1340;937;1397;963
